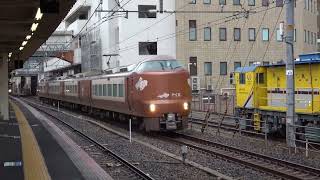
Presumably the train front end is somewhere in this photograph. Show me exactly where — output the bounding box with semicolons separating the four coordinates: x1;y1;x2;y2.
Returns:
130;56;191;131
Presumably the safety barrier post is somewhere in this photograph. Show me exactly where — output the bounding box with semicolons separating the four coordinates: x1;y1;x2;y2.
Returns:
129;119;132;143
306;139;309;157
264;120;268;149
58;101;60;112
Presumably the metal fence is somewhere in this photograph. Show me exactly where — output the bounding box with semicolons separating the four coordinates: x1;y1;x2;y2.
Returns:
191;92;235;115
289;124;320;157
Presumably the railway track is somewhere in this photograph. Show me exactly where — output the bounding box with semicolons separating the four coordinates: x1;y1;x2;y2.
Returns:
22;99;154;180
162;132;320;180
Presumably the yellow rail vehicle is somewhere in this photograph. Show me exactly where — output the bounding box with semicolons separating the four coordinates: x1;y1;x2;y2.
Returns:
235;60;320;138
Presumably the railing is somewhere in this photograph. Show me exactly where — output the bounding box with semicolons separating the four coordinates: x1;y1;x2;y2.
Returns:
191;92;235;115
288;124;320;157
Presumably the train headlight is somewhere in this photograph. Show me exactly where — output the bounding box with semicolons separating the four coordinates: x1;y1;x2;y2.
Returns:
183;102;188;110
149;104;156;112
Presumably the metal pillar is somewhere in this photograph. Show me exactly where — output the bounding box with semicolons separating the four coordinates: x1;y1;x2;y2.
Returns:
0;56;9;120
285;0;296;148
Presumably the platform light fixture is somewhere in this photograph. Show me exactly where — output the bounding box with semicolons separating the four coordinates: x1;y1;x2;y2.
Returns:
8;52;12;58
22;41;28;46
26;35;32;40
19;46;24;51
35;8;43;20
31;23;39;32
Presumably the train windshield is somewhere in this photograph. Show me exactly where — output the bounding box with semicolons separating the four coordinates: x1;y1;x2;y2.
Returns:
136;60;183;72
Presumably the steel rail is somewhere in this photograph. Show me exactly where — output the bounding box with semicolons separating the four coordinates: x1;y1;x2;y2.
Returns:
164;132;320;180
23;99;154;180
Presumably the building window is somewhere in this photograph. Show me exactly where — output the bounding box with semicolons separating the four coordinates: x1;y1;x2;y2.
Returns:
139;42;157;55
189;57;197;76
276;28;282;41
219;28;227;41
190;0;196;4
308;31;310;44
219;0;226;5
138;5;157;18
204;62;212;76
203;0;211;4
204;27;211;41
262;0;269;6
233;0;240;5
239;73;246;84
248;0;255;6
248;28;256;41
311;32;314;44
304;30;307;42
262;28;269;41
275;0;283;7
220;62;227;75
234;62;241;71
234;28;241;41
294;29;297;42
189;20;197;41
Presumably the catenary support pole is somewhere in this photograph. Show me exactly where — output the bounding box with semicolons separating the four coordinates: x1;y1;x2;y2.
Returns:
285;0;296;149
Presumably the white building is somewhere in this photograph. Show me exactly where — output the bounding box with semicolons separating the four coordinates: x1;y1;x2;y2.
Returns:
64;0;176;73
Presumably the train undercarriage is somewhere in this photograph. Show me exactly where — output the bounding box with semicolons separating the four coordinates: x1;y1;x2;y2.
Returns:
39;97;188;132
235;108;320;142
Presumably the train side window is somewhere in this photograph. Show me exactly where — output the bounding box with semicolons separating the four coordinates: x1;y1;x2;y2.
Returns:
113;84;118;97
239;73;246;84
99;84;103;96
119;84;124;97
108;84;112;96
103;84;107;96
95;85;98;96
256;73;264;84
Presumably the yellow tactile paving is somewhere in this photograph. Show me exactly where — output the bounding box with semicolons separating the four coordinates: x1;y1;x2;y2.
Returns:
10;101;51;180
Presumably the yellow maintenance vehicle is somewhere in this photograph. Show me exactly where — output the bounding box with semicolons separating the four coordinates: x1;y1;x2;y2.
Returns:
235;53;320;141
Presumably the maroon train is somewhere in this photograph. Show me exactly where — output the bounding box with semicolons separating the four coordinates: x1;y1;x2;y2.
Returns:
38;56;192;131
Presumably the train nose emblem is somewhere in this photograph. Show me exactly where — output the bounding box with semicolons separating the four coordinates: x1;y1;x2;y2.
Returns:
135;77;148;91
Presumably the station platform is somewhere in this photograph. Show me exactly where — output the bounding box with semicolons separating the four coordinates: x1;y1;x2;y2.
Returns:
0;99;112;180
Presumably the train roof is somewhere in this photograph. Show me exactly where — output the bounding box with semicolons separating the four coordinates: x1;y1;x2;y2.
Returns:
235;66;257;73
263;60;320;67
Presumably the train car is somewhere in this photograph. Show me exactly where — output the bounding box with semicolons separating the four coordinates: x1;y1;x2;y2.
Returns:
235;53;320;140
39;56;192;131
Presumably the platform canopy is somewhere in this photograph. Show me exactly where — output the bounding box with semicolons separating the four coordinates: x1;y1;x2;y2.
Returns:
0;0;76;63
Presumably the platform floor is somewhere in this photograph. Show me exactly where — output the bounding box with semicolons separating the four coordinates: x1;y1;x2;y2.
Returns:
0;98;112;180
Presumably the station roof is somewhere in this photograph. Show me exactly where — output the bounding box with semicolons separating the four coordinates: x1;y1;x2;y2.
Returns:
0;0;76;63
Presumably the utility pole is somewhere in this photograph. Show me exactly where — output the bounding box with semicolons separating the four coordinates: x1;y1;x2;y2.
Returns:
285;0;296;149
